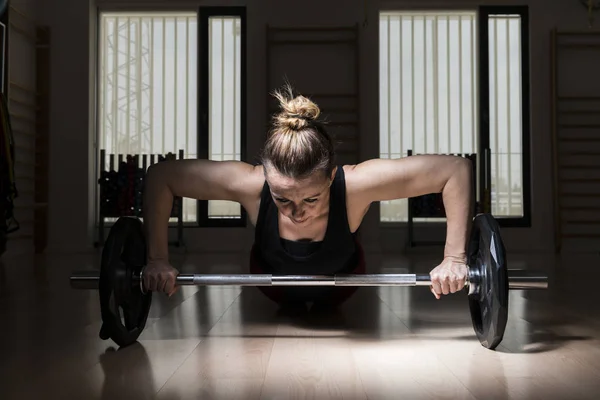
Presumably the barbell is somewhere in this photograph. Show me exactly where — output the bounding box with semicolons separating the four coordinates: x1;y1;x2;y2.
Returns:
70;213;548;350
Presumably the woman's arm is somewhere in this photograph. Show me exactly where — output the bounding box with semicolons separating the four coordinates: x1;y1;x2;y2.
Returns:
349;155;474;259
143;159;262;262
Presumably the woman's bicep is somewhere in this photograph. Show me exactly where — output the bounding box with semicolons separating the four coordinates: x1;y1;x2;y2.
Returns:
348;155;472;202
146;159;263;203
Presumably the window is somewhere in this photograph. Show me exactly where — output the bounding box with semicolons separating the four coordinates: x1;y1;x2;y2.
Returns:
379;6;530;226
96;7;246;227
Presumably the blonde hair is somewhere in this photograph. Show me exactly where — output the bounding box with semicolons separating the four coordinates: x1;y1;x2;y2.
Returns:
261;85;335;179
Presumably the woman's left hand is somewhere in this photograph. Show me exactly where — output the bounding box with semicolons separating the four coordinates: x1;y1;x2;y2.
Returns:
429;256;468;299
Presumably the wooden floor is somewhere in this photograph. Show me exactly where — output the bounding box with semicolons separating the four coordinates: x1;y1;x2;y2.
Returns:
1;249;599;400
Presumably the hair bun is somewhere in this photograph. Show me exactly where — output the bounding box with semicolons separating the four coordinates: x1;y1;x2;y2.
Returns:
272;85;320;131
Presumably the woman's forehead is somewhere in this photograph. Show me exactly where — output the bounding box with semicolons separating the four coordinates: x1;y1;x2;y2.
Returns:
267;173;329;197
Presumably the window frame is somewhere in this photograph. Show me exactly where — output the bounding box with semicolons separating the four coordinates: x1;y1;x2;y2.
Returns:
478;5;531;228
376;5;532;228
197;6;248;228
93;6;248;230
93;8;201;231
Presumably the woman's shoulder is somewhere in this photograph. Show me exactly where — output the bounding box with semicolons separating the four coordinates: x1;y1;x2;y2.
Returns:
339;164;373;232
340;161;388;204
240;163;266;196
340;164;359;187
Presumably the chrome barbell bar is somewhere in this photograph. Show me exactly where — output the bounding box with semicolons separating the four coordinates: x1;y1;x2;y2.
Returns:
70;269;547;290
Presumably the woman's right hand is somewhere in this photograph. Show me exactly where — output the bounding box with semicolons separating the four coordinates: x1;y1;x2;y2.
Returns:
142;259;180;296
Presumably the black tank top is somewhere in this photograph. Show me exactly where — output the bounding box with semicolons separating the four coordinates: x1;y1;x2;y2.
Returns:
253;166;359;275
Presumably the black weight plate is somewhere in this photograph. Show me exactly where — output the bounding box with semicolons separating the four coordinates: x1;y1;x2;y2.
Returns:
467;213;509;350
99;216;152;347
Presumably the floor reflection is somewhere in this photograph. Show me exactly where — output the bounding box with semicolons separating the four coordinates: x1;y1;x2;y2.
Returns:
0;250;599;399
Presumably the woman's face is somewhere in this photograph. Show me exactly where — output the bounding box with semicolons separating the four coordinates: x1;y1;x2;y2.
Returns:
265;166;335;225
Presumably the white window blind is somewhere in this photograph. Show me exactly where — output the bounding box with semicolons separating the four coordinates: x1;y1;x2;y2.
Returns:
207;16;242;219
379;11;524;222
488;13;524;218
98;12;198;221
97;12;243;223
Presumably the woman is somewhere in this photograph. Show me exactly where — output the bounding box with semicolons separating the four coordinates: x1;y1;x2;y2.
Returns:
141;85;472;305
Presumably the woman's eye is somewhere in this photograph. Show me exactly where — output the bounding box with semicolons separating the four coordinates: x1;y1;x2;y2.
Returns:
304;199;318;203
276;198;289;203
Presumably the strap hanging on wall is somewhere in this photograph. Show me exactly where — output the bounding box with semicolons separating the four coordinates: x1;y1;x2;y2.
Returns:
0;91;19;234
580;0;600;27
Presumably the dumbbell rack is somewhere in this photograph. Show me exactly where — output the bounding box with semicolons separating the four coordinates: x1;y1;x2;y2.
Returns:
95;149;185;248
